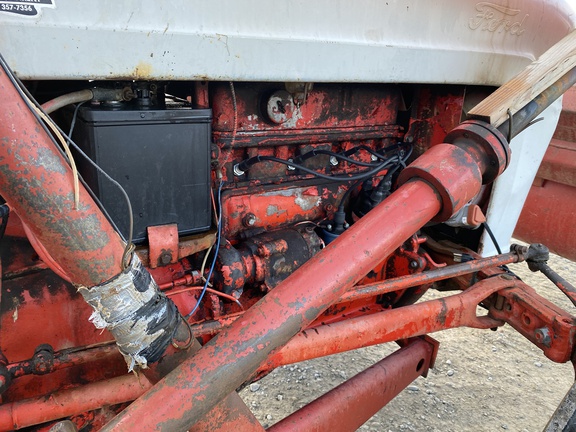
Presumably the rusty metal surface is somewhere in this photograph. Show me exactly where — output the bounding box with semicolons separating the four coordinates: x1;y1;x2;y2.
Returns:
3;273;575;430
444;120;510;184
535;139;576;188
0;69;125;287
188;394;265;432
212;83;401;133
489;278;576;363
102;180;442;431
147;224;179;269
339;249;525;303
515;180;576;261
267;338;436;432
101;110;516;429
0;374;153;431
7;344;120;380
398;144;482;221
221;183;344;238
14;249;507;370
259;276;509;373
0;270;114;363
2;47;573;430
214;227;322;294
399;120;509;222
404;87;465;157
136;231;216;267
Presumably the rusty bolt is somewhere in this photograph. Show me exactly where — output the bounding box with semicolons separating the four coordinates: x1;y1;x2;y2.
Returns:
0;365;9;395
35;361;48;374
243;213;257;227
534;327;552;347
122;87;135;101
160;252;172;266
33;344;54;375
210;144;220;162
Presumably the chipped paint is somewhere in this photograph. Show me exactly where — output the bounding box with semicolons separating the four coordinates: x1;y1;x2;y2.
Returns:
294;189;321;211
266;205;286;217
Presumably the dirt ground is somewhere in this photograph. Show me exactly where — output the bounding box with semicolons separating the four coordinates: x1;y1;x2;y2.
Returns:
239;245;576;431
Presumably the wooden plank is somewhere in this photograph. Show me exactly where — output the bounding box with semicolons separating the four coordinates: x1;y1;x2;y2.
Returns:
468;30;576;128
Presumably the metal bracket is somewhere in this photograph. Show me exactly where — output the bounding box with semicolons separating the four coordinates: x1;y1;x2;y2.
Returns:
147;224;179;269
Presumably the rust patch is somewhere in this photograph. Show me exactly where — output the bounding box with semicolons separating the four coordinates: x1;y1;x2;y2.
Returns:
133;62;154;79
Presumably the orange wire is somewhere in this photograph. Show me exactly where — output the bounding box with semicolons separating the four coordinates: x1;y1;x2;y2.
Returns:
166;285;244;310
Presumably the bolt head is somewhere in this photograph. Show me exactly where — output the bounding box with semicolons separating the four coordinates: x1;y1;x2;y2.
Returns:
160;252;172;265
243;213;257;227
329;156;339;166
534;327;551;347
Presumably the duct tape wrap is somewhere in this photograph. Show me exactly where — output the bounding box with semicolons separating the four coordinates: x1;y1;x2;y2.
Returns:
78;255;180;371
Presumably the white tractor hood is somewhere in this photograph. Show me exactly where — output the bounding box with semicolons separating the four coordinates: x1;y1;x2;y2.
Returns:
0;0;574;84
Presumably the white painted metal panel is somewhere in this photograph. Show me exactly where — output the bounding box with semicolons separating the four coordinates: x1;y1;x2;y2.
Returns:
0;0;574;84
481;100;563;256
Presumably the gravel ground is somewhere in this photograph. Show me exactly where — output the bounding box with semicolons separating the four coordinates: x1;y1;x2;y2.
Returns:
239;247;576;431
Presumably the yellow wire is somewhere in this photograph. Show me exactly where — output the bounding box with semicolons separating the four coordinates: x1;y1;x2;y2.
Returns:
23;92;80;209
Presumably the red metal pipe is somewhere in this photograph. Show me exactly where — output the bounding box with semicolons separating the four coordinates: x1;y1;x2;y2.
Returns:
0;374;153;431
102;180;442;431
0;277;511;430
5;256;515;380
0;65;197;389
267;338;436;432
5;248;515;371
133;342;264;432
0;68;125;286
338;249;524;303
188;395;265;432
0;373;262;432
104;120;508;430
259;276;510;373
8;344;120;379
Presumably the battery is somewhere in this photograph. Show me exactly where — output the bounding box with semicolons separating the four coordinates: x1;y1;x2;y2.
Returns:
74;105;212;243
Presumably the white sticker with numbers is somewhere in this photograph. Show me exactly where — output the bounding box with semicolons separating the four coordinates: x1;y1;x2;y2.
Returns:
0;0;55;18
